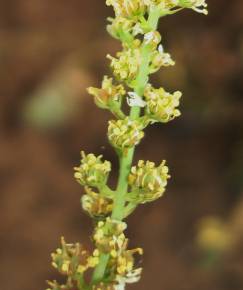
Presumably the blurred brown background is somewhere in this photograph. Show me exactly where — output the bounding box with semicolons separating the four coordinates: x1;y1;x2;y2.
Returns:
0;1;243;290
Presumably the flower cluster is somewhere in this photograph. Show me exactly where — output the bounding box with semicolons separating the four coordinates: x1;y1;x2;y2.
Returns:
82;187;113;219
106;0;208;17
107;17;144;41
108;38;174;87
93;218;143;289
108;117;145;151
47;237;99;290
106;0;147;18
144;84;182;123
74;152;111;188
128;160;170;203
107;44;141;85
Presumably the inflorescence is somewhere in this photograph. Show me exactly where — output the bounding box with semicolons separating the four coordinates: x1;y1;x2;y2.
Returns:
46;1;207;290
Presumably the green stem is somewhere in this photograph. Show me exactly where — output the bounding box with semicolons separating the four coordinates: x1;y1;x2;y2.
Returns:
91;253;110;284
91;8;161;285
111;42;152;220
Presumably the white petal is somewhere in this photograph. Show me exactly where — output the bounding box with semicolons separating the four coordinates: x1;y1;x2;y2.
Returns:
158;44;164;54
144;32;154;44
127;92;146;107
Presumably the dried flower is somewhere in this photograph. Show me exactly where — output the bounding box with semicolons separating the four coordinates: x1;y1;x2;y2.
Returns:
88;76;126;110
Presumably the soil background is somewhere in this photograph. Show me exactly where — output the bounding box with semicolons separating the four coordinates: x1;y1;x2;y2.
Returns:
0;1;243;290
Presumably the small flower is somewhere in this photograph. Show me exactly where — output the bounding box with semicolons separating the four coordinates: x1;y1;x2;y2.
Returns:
50;237;96;276
74;152;111;188
144;84;182;123
108;117;145;150
127;92;146;107
93;218;127;253
115;267;142;290
150;45;175;73
93;218;143;290
128;159;170;203
88;76;126;109
179;0;208;15
81;187;113;218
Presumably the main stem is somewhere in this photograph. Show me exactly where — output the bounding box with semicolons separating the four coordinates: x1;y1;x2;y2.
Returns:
91;8;160;285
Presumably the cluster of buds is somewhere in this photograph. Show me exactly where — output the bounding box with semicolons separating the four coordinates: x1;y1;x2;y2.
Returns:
47;237;99;290
74;152;111;188
82;187;113;219
93;218;143;288
108;117;145;151
108;37;174;88
106;0;208;17
128;160;170;204
107;43;142;86
144;84;182;123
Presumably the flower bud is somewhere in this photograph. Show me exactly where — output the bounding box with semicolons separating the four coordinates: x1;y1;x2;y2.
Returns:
128;160;170;203
144;84;182;123
74;152;111;188
108;117;144;150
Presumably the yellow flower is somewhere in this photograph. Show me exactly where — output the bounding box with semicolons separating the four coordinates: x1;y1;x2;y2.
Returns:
128;159;170;203
74;151;111;188
88;76;126;109
144;84;182;123
108;45;141;85
106;0;146;17
108;117;145;150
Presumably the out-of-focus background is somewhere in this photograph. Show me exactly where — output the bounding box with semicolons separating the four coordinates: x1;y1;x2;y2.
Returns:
0;1;242;290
